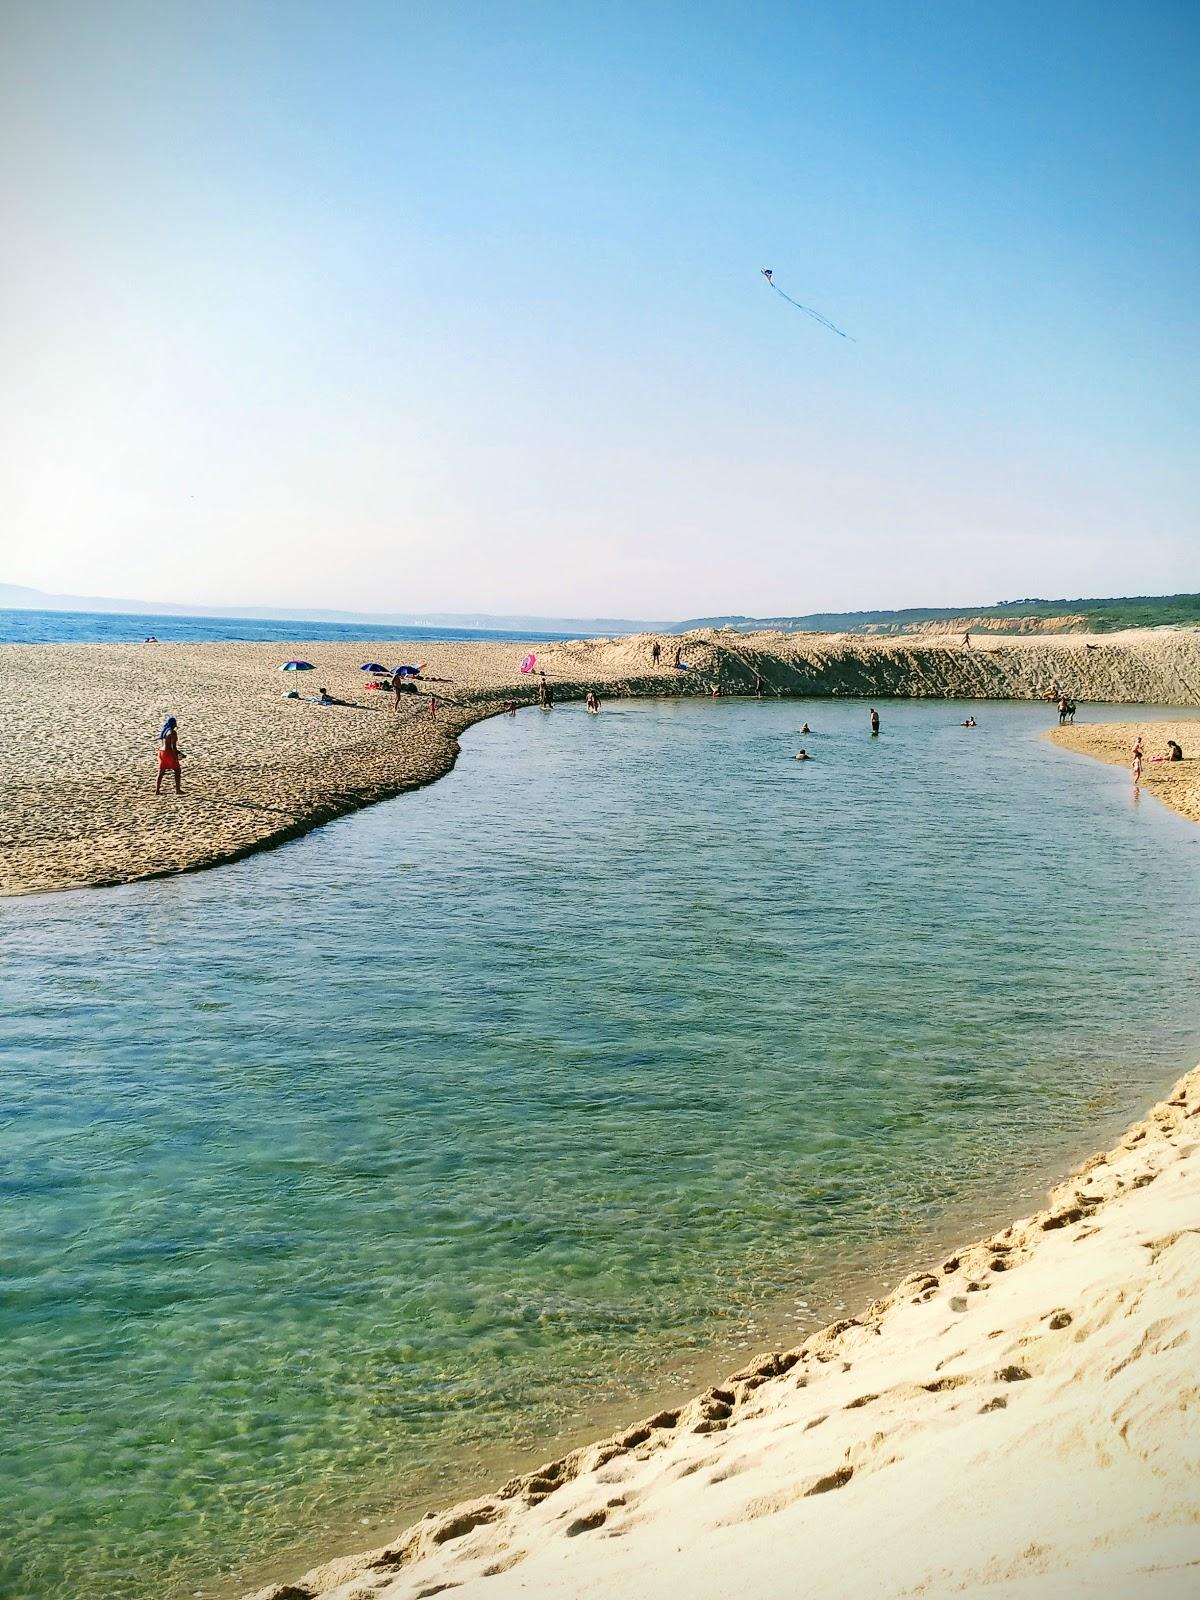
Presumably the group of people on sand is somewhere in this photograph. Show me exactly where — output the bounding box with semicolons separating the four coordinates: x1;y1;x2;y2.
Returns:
1132;734;1184;786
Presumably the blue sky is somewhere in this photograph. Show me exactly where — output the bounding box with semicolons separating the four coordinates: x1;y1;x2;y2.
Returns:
2;1;1196;618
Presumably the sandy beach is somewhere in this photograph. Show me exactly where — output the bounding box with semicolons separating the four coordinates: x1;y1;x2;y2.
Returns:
247;1065;1200;1600
4;626;1199;896
1052;719;1200;824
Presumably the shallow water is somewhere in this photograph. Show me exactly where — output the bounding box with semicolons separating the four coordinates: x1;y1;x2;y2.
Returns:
2;699;1199;1600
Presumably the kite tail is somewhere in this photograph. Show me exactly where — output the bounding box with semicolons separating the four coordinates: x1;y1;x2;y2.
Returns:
767;279;854;341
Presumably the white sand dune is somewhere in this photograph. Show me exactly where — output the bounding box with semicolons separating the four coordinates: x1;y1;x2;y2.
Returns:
248;1068;1200;1600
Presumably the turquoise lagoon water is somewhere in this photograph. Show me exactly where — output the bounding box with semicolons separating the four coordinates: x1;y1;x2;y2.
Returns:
2;699;1199;1600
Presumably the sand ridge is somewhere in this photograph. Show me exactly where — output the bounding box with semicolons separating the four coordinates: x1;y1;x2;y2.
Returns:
246;1066;1200;1600
3;627;1199;896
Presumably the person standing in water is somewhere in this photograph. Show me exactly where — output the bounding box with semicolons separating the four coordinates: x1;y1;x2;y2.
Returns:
586;689;600;713
156;716;182;794
869;707;880;735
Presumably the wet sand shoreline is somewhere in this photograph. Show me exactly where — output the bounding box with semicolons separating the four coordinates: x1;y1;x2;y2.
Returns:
246;1063;1200;1600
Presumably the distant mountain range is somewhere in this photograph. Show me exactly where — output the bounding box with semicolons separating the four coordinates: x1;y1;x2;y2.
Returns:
3;582;1198;636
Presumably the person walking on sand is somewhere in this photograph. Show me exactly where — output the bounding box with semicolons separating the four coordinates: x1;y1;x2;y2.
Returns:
673;644;682;668
650;640;661;666
869;707;880;735
156;716;182;795
962;630;971;649
1132;748;1143;786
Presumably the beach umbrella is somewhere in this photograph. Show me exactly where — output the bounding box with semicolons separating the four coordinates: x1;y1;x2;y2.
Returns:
280;660;314;671
360;662;387;673
391;664;424;677
520;652;537;673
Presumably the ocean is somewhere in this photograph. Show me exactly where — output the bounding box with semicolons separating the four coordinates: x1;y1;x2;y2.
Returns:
2;698;1198;1599
0;607;579;647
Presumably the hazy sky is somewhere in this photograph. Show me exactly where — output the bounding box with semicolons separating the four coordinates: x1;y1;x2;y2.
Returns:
2;1;1197;619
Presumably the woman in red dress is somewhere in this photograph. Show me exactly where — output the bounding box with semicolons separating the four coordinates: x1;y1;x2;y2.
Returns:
156;716;182;794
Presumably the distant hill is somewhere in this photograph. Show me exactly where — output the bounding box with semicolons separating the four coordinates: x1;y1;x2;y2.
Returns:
4;582;1198;638
677;594;1200;635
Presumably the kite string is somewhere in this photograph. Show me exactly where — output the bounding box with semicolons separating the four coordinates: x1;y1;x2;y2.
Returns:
767;278;854;341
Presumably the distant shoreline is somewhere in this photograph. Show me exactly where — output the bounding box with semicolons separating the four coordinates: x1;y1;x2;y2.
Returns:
3;626;1199;897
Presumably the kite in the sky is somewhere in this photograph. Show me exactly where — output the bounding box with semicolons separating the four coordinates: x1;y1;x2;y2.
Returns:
760;269;853;340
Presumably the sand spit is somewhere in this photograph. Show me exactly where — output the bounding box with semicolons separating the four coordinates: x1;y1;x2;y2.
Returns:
1051;720;1200;825
3;627;1199;895
246;1067;1200;1600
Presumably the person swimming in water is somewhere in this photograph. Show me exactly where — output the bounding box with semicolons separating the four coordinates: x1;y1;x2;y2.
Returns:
156;716;182;794
800;723;811;734
793;749;812;761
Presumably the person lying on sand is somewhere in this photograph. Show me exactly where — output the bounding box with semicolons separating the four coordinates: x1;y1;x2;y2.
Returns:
155;716;182;795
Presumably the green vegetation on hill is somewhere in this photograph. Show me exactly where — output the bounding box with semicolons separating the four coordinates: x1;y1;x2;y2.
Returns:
676;593;1200;635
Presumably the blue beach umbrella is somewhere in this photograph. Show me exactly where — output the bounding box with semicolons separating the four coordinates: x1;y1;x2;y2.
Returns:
280;660;314;671
360;662;388;673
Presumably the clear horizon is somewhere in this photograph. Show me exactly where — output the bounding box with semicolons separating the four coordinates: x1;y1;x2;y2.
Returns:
3;1;1197;616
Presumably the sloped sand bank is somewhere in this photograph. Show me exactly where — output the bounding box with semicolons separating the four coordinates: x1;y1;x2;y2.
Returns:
247;1066;1200;1600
